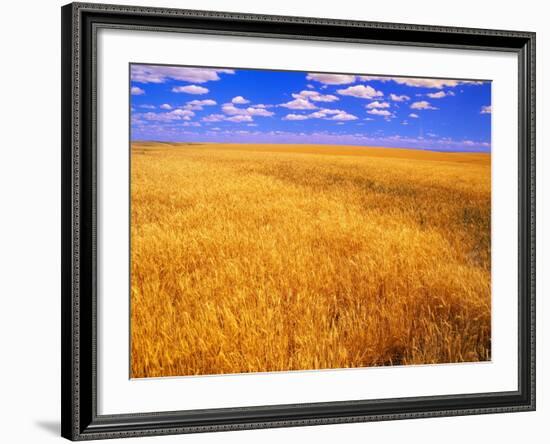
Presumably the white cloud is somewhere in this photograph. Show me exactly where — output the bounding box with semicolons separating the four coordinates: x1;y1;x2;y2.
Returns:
221;103;244;115
203;103;274;123
366;101;390;109
139;109;195;122
427;91;447;99
481;105;492;114
280;98;317;110
283;114;310;120
185;99;217;110
160;104;172;110
202;114;225;122
306;73;356;85
357;74;484;89
190;99;216;106
138;104;155;109
367;109;393;117
222;103;274;117
232;96;250;104
313;108;342;116
308;111;328;119
246;107;274;116
226;115;253;122
395;78;460;89
172;85;209;94
330;112;358;121
170;109;195;119
393;77;484;89
292;90;338;102
358;75;391;82
337;84;383;99
131;86;145;95
409;113;420;118
390;93;410;102
283;108;356;121
410;101;438;110
314;94;339;102
131;65;234;84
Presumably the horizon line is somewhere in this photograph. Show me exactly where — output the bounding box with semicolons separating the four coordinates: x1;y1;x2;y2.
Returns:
130;139;491;154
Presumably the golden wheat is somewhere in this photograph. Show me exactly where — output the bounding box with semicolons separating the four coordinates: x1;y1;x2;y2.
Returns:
130;142;491;378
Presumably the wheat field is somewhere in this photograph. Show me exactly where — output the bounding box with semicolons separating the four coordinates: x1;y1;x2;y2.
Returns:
130;142;491;378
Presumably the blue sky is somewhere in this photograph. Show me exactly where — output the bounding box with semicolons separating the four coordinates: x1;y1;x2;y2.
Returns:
130;64;491;152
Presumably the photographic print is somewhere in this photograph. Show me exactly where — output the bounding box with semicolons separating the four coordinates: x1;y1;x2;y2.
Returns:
129;63;492;378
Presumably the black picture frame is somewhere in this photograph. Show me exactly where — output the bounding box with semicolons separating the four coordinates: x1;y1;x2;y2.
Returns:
61;2;536;440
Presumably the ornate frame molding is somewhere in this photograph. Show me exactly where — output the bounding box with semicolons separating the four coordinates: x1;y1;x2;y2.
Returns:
61;3;535;440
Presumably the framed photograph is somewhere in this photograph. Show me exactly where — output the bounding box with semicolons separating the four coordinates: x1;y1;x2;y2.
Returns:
61;2;536;440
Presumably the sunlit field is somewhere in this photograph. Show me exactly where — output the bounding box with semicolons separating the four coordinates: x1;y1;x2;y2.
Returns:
130;142;491;378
